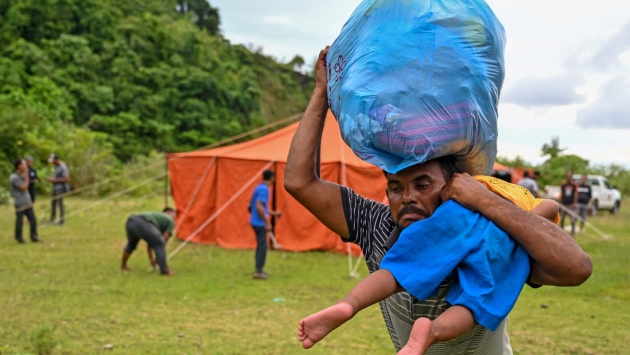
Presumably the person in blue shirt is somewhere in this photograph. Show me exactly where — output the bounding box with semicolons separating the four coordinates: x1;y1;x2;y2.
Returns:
249;169;282;280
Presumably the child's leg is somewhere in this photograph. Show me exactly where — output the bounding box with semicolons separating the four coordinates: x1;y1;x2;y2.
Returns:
399;305;474;355
299;268;401;349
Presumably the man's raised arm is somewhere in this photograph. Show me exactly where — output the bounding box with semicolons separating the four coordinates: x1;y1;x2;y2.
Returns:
441;173;592;287
284;47;349;237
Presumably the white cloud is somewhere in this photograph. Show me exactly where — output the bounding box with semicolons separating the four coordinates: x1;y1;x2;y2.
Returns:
576;76;630;128
565;20;630;72
262;15;295;26
501;74;585;108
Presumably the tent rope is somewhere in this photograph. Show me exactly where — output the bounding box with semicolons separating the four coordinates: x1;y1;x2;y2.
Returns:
167;161;276;260
192;113;302;152
38;173;166;230
14;112;304;213
350;253;364;278
557;203;612;240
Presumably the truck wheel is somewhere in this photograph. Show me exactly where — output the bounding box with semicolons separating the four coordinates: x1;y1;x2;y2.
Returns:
610;201;620;215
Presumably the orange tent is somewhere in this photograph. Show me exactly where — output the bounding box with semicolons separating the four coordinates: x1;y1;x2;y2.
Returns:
492;162;531;184
167;111;387;255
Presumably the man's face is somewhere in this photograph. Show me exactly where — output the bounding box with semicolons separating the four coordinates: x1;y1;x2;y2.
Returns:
25;160;33;167
581;174;588;184
385;161;446;229
17;160;26;173
565;172;573;181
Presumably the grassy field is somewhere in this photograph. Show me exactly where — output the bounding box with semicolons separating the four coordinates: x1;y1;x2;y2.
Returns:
0;195;628;354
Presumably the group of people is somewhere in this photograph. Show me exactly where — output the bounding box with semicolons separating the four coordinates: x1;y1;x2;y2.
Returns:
283;47;592;354
9;153;70;244
559;171;593;237
517;169;593;237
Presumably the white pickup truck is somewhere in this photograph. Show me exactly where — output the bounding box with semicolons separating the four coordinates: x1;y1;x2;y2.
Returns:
543;174;622;215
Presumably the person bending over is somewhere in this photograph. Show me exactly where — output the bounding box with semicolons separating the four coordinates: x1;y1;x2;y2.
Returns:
121;207;176;276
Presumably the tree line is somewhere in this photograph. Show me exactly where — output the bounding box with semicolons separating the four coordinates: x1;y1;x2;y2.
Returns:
497;137;630;196
0;0;313;194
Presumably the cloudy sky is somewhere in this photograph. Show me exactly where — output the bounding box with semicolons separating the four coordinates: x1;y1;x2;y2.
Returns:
209;0;630;168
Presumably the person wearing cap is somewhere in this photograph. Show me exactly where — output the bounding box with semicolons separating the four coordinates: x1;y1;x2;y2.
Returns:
10;159;40;243
248;169;282;280
47;153;70;225
24;155;39;203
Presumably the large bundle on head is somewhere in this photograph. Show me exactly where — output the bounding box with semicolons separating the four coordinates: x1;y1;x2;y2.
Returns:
328;0;505;174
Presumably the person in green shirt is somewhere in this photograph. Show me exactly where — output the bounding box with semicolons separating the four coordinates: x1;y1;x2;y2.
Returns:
121;207;176;276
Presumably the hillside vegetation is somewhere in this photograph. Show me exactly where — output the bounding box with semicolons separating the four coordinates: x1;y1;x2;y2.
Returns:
0;0;313;189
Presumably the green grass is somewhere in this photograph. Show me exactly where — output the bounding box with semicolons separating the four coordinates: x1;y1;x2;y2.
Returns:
0;196;628;354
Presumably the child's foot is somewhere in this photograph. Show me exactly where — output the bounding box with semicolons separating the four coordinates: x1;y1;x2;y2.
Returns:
399;317;432;355
298;301;354;349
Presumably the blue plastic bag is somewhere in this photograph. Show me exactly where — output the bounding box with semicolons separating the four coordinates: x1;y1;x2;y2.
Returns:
328;0;505;174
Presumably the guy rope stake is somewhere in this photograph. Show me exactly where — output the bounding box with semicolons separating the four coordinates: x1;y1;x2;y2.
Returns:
268;231;282;250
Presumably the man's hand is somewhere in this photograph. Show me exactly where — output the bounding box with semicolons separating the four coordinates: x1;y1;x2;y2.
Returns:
315;46;330;93
440;173;496;211
150;259;157;268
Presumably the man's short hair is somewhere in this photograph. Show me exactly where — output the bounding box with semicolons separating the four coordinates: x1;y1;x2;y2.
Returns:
163;207;175;214
523;171;531;178
434;155;460;181
48;153;59;163
262;169;274;181
24;155;33;161
14;158;23;170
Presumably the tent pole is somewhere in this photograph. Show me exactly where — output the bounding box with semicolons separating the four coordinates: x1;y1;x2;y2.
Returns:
164;153;169;208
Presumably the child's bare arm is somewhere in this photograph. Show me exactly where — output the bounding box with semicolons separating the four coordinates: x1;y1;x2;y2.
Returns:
343;268;402;314
531;199;559;222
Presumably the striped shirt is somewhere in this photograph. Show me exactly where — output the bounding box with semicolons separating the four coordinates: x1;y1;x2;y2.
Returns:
340;186;512;354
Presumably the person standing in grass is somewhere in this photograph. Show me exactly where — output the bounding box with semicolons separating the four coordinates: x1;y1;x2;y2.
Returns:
121;207;176;276
576;174;593;233
249;169;282;280
10;159;40;244
559;171;579;237
47;153;70;225
24;155;39;203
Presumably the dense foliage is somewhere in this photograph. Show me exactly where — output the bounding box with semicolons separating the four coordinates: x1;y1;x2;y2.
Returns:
0;0;313;190
497;137;630;195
